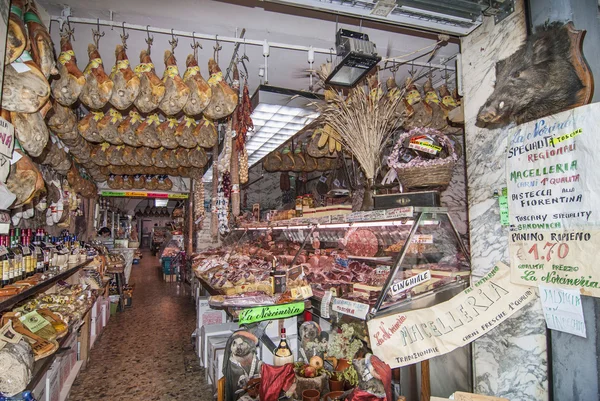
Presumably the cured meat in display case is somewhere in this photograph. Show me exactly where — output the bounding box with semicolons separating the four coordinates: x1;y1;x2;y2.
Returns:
221;207;470;317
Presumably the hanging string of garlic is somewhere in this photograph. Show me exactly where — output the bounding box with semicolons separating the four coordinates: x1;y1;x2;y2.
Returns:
217;119;233;173
239;147;249;184
193;179;205;229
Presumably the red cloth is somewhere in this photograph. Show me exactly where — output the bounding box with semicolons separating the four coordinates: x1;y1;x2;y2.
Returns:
347;388;385;401
259;363;296;401
370;355;393;401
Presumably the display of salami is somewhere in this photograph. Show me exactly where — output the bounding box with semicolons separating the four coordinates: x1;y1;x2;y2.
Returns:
344;229;379;257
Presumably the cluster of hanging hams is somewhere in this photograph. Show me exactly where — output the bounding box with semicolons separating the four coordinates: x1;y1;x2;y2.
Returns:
50;32;239;182
106;174;173;191
53;35;238;118
263;144;341;173
2;1;97;208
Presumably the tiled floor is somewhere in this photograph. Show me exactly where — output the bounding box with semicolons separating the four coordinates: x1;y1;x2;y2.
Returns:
68;250;212;401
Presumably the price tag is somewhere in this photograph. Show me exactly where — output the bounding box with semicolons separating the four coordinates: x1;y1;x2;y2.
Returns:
319;175;328;183
320;290;333;319
389;270;431;296
332;298;370;320
19;311;50;333
412;235;433;244
375;265;390;274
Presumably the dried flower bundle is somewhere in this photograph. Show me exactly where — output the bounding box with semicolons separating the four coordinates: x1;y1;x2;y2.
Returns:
318;78;405;181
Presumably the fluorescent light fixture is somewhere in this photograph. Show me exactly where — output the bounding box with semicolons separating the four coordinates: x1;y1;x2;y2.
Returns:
326;29;381;88
155;199;168;207
203;85;322;182
263;0;483;36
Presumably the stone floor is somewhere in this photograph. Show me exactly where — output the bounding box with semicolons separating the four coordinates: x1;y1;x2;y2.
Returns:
68;250;212;401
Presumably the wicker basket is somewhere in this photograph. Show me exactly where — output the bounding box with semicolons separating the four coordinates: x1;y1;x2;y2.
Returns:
390;129;457;189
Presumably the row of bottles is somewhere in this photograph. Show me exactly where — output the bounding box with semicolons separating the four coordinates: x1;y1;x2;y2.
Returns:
0;229;86;288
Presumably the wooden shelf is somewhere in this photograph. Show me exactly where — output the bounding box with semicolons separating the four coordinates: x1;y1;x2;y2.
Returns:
0;260;92;313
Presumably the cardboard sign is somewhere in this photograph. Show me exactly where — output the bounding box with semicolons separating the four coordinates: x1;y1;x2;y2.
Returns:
367;263;536;368
238;302;304;325
389;270;431;296
19;311;50;333
0;117;14;158
506;104;600;297
332;298;370;320
539;285;586;337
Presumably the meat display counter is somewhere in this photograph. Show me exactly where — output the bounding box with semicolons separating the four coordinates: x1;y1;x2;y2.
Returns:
227;206;470;318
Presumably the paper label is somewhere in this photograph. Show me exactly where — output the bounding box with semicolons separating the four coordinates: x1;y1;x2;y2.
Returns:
425;91;440;104
408;141;441;155
0;246;6;257
540;285;586;337
368;263;536;368
412;235;433;244
320;290;333;319
291;285;313;300
442;96;457;108
385;207;414;219
11;62;31;73
208;71;223;85
507;104;600;297
20;311;50;333
332;298;370;320
238;302;304;325
406;90;421;105
499;194;510;226
389;270;431;296
375;265;390;274
164;65;179;79
0;321;22;344
0;118;15;159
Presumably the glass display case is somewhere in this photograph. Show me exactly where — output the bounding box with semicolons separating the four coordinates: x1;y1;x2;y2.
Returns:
228;206;470;318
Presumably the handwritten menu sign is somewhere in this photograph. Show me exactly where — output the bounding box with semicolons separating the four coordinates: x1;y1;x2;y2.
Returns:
367;263;535;368
506;104;600;297
539;285;586;337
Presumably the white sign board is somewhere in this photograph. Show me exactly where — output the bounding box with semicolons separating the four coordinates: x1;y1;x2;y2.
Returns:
506;104;600;297
539;285;586;337
389;270;431;296
332;298;370;320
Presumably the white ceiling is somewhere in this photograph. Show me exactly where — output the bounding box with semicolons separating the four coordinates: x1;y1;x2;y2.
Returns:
39;0;460;95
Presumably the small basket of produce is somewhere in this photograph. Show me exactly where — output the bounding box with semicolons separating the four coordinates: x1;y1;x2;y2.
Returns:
388;127;458;189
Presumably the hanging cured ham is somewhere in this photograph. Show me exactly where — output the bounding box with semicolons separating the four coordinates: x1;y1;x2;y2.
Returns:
136;113;162;148
118;110;143;147
136;147;154;167
157;118;180;149
24;4;57;79
98;109;124;145
189;146;208;168
52;35;85;106
122;146;139;166
159;50;190;115
152;147;168;168
194;117;218;148
174;117;197;149
11;111;49;157
90;144;110;166
183;54;212;115
203;58;238;120
2;54;50;113
47;102;77;135
174;148;190;168
80;44;114;110
110;45;141;110
134;50;166;113
6;150;45;209
6;1;26;64
78;111;104;143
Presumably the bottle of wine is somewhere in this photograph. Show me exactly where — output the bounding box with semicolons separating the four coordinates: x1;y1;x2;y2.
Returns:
273;328;294;366
0;236;8;287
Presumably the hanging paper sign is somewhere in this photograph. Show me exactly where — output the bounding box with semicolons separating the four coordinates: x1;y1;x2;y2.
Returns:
389;270;431;296
385;207;414;219
506;104;600;297
539;285;586;337
0;118;14;158
332;298;370;320
238;302;304;325
367;262;536;368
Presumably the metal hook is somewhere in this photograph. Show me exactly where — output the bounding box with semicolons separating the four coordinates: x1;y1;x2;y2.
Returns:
91;18;104;48
213;34;222;63
61;16;75;41
145;25;154;55
120;22;129;49
190;32;202;59
169;29;178;53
